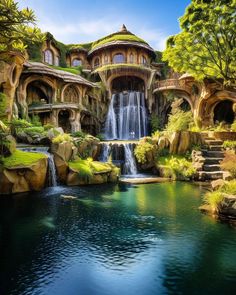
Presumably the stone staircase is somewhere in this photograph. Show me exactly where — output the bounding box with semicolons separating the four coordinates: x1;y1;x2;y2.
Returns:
196;135;225;181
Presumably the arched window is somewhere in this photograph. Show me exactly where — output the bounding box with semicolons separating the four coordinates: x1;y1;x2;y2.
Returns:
141;55;147;65
44;50;53;65
94;57;100;68
130;53;134;63
104;55;108;64
55;56;59;66
113;53;125;64
72;59;82;67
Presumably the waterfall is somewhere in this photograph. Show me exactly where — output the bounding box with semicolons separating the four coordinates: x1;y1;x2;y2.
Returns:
123;144;137;175
18;146;57;187
99;143;111;162
105;91;148;140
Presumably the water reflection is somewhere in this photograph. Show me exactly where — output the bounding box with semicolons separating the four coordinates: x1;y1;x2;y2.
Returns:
0;182;235;295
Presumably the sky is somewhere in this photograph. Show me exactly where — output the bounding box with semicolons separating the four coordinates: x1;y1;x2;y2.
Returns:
17;0;191;50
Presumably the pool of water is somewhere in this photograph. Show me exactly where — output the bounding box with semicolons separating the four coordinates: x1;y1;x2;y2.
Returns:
0;182;235;295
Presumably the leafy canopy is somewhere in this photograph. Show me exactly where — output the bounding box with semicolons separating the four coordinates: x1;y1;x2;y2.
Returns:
0;0;44;51
163;0;236;86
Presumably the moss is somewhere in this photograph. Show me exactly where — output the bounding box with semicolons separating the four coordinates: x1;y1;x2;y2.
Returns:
92;33;148;50
50;65;82;75
67;42;93;51
0;92;8;120
52;134;72;144
94;63;151;72
69;159;112;177
3;150;46;168
27;41;43;62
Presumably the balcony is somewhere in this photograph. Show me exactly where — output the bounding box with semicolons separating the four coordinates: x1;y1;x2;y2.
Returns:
92;61;152;72
153;79;192;94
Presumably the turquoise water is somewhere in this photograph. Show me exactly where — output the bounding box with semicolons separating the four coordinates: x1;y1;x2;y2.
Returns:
0;182;235;295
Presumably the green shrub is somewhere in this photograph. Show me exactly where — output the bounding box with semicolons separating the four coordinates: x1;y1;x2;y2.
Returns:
10;118;32;135
165;110;193;132
96;133;104;141
134;137;156;164
157;155;196;180
231;120;236;132
24;126;45;136
219;180;236;195
30;115;42;127
71;131;86;138
0;92;8;120
204;191;224;211
43;124;54;131
223;141;236;150
52;133;72;144
151;114;161;132
220;150;236;177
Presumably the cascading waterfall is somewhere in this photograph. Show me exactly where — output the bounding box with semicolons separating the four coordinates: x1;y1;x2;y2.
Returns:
105;91;148;140
123;143;137;175
18;146;57;187
99;143;111;162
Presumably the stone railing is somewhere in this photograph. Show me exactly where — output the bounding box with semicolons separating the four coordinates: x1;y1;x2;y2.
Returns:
154;79;192;94
92;61;151;71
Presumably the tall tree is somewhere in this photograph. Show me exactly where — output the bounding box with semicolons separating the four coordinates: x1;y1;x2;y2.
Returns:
163;0;236;86
0;0;44;52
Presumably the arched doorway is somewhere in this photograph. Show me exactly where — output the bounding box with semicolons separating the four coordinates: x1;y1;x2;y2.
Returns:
58;110;71;133
214;100;234;124
112;76;145;93
26;80;53;106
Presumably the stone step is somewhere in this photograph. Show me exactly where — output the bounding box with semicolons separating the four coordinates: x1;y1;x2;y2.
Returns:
202;150;224;158
204;157;224;165
198;171;224;180
208;145;223;151
203;164;221;172
205;140;223;146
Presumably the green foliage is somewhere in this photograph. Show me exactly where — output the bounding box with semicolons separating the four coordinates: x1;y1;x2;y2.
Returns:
43;123;54;131
92;33;148;50
151;114;161;132
96;133;105;141
163;0;236;86
26;41;43;61
231;120;236;132
204;191;224;211
165;110;193;132
23;126;45;136
68;42;93;51
71;131;86;138
30;115;42;126
52;133;72;144
134;137;157;164
0;93;8;120
0;0;44;51
157;155;196;180
223;141;236;150
3;149;46;168
10;118;31;135
219;180;236;195
220;150;236;177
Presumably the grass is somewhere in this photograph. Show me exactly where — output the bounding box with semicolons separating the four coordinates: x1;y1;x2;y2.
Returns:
92;34;148;50
3;150;46;168
50;65;82;75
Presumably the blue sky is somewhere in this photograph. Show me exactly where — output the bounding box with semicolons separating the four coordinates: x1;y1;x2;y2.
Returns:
18;0;191;50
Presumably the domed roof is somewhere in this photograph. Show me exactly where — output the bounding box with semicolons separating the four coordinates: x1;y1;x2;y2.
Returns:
88;25;155;56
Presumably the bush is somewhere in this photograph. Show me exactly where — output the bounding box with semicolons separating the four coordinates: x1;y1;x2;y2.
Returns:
52;133;72;144
24;126;45;136
151;114;161;132
223;141;236;150
204;191;224;211
0;92;8;120
134;137;157;164
231;120;236;132
10;118;32;135
165;110;193;132
43;123;54;131
220;150;236;177
157;155;196;180
30;115;42;126
71;131;86;138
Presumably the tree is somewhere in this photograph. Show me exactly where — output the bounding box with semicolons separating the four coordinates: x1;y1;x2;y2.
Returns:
0;0;44;52
163;0;236;86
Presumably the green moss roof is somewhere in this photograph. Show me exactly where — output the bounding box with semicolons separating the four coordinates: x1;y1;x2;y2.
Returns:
91;33;148;50
3;150;46;168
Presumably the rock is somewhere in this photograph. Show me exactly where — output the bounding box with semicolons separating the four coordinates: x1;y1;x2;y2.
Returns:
47;127;64;140
211;179;225;190
223;171;233;181
158;136;169;151
219;194;236;218
0;135;16;156
169;132;180;154
53;141;74;162
60;195;77;200
0;157;48;194
54;154;68;183
178;131;191;154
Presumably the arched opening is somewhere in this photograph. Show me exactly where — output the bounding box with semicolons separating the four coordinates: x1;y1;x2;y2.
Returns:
113;53;125;64
94;57;100;68
112;76;145;93
130;53;134;63
44;49;53;65
55;56;60;66
81;114;96;135
72;59;82;67
214;100;234;124
141;55;147;65
26;80;53;106
29;112;51;126
63;85;79;103
179;99;191;112
58;110;71;133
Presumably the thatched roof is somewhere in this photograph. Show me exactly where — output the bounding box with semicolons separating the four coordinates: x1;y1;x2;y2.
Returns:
23;62;96;87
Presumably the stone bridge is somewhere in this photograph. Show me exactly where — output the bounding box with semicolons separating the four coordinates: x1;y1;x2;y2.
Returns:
153;79;192;95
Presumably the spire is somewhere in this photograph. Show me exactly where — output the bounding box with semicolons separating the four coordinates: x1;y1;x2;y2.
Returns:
120;24;127;32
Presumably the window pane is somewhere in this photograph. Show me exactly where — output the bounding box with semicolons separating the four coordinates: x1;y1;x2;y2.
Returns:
55;56;59;66
72;59;82;67
44;50;53;65
113;54;124;64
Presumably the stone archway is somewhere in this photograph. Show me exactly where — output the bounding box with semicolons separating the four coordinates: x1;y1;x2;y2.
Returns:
111;76;145;93
213;100;234;124
26;80;53;106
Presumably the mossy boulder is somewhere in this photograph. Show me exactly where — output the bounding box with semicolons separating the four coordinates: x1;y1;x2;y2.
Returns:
0;150;48;194
0;135;16;156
